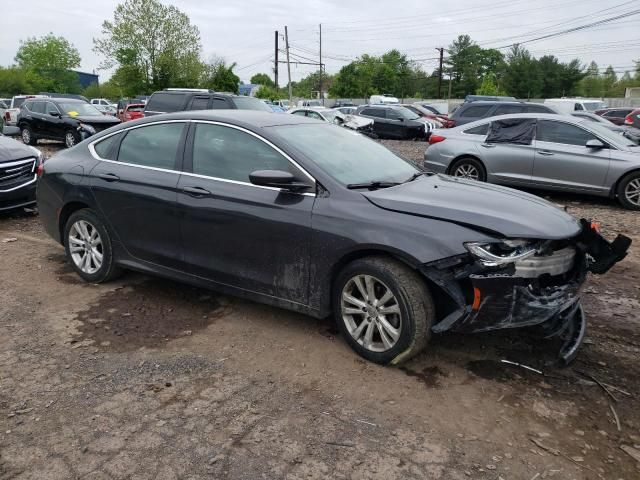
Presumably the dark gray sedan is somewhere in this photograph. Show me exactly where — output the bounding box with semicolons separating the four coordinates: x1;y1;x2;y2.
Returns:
37;111;629;365
424;114;640;209
0;133;43;211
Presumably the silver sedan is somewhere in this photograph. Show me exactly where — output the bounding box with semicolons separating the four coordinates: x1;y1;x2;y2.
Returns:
424;113;640;209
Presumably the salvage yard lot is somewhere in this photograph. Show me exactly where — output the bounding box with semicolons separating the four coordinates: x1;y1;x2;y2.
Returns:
1;141;639;479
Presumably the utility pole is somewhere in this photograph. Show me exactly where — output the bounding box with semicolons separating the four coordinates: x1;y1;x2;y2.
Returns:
274;30;279;89
436;47;444;99
319;23;323;105
284;26;292;103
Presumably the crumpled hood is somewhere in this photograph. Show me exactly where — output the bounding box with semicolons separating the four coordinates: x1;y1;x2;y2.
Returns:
72;115;121;125
0;135;37;162
363;174;582;239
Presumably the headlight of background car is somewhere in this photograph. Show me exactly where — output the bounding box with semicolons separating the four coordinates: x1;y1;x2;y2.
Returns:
465;239;538;266
78;123;96;134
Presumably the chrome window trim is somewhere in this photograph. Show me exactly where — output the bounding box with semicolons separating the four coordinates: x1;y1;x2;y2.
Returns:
87;119;317;197
0;175;36;192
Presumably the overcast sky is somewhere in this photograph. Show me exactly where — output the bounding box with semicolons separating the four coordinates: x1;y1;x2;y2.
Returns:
1;0;638;84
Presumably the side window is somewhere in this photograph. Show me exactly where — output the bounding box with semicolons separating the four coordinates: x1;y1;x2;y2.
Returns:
574;103;584;111
32;102;47;114
460;105;492;118
46;102;59;116
307;111;323;120
210;98;231;109
536;120;596;147
23;101;35;112
494;105;524;115
145;93;184;112
117;123;184;169
191;123;297;183
464;123;489;136
612;110;628;118
189;96;209;110
292;110;307;116
526;105;552;114
93;133;123;160
362;108;385;118
387;110;402;120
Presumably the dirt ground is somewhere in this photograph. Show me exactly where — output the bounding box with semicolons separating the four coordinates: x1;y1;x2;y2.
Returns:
1;140;639;479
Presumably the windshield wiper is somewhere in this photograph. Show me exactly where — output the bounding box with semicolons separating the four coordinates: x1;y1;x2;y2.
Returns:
346;180;400;190
404;171;425;183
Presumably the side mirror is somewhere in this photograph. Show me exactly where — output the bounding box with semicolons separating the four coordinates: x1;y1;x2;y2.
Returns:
49;111;60;117
586;139;605;149
249;170;311;192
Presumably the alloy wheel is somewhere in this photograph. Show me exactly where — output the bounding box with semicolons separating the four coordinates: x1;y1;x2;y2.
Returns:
453;164;479;180
22;129;30;144
341;274;402;352
65;132;76;148
625;178;640;206
68;220;103;274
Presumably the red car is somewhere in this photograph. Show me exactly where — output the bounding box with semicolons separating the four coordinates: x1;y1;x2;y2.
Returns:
624;108;640;129
595;107;634;126
118;103;145;122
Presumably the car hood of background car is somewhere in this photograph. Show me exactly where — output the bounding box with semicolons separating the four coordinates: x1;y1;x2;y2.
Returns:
363;174;582;239
72;115;120;124
0;135;37;161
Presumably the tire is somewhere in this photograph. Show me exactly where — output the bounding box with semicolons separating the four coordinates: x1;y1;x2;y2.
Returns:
333;256;434;365
21;126;37;145
64;129;80;148
64;209;123;283
617;172;640;210
449;157;487;182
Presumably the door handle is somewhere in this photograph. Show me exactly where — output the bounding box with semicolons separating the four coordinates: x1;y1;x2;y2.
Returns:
480;143;495;148
182;186;211;197
537;150;554;156
97;173;120;182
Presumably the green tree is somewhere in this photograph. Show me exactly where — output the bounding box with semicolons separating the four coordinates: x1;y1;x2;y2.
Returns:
202;59;240;93
94;0;202;92
250;73;275;88
15;34;82;92
502;44;541;98
255;85;280;101
579;61;601;97
0;67;38;96
476;73;502;95
445;36;505;97
602;65;617;96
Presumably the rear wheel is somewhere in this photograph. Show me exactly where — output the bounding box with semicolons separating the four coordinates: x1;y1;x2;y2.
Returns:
64;209;122;283
21;126;37;145
617;172;640;210
450;157;487;182
333;256;434;365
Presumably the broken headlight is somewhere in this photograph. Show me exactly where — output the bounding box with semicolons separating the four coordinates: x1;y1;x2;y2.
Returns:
465;240;538;267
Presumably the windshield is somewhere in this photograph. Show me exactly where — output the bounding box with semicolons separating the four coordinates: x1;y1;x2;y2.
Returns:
232;96;273;112
273;124;418;185
580;121;636;148
59;102;102;117
321;110;340;122
281;100;289;106
584;101;606;112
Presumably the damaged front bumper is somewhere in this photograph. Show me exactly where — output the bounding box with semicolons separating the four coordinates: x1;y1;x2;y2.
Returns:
422;219;631;364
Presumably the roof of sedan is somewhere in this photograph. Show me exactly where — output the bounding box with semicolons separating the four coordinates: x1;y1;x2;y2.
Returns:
132;110;322;128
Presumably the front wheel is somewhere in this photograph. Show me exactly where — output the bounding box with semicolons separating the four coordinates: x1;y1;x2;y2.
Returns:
333;256;434;365
64;209;123;283
617;172;640;210
450;157;487;182
64;129;80;148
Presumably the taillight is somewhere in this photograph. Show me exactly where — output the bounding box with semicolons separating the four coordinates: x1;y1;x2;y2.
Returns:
429;134;446;145
4;111;9;121
624;114;633;125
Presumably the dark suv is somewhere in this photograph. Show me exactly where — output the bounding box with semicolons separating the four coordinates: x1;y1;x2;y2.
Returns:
144;89;272;116
18;98;120;148
449;101;555;126
355;105;426;140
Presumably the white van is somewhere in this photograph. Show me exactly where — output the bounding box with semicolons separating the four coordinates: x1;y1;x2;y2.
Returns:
369;94;399;105
543;98;606;114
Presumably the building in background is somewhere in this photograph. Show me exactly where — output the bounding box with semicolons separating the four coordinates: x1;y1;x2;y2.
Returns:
73;70;99;89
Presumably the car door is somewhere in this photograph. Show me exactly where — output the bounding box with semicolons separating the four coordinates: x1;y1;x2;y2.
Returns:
385;109;409;139
532;119;611;194
89;121;187;269
480;118;536;185
176;121;315;303
44;102;65;139
21;100;41;135
360;108;390;137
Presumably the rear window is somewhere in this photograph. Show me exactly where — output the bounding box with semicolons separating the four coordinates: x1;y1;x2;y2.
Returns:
464;123;489;136
459;105;492;118
127;105;145;112
145;93;185;113
93;133;122;160
232;96;272;112
13;98;26;108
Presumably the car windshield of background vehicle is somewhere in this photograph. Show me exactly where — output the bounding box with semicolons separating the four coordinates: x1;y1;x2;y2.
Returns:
394;107;420;121
273;124;417;185
232;97;273;112
59;103;102;117
321;110;339;122
584;102;606;111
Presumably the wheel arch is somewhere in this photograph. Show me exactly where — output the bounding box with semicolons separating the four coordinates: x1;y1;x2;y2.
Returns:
58;201;91;244
610;168;640;199
446;154;486;176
